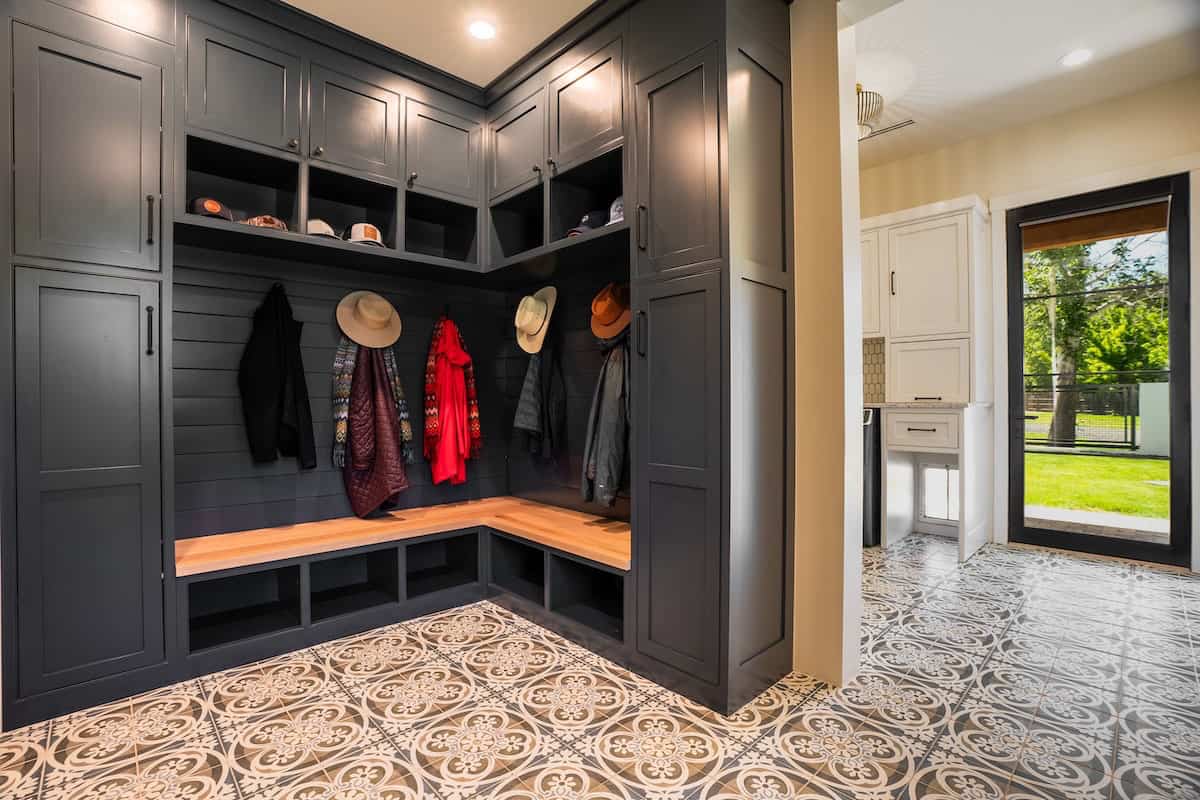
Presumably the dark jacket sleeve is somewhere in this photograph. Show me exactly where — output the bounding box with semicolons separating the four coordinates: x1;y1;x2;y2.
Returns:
238;289;285;463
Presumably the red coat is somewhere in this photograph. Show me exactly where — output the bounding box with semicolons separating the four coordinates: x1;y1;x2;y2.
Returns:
424;317;480;485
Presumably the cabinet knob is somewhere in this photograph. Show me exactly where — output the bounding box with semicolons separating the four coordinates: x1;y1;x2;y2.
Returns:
286;137;299;149
313;145;325;156
407;172;418;187
531;164;542;176
546;158;557;175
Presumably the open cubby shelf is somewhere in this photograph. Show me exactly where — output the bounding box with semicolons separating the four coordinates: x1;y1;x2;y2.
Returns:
549;147;623;243
490;534;546;604
406;532;480;598
490;184;544;260
187;566;301;653
308;166;399;248
549;555;624;640
310;548;400;622
405;191;478;263
185;135;299;231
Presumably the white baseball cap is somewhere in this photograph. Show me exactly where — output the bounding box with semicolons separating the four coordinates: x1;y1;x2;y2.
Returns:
345;222;385;246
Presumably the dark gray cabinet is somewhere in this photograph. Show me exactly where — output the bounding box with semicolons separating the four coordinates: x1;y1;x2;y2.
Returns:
548;36;623;173
634;44;721;278
405;98;481;203
309;64;401;179
13;24;162;271
487;89;547;201
186;19;301;152
633;270;722;684
13;269;163;696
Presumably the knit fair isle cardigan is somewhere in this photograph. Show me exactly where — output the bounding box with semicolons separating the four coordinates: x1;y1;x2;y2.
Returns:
332;335;414;467
423;315;482;461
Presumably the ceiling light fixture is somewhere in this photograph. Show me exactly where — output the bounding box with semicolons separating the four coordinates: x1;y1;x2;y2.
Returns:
856;83;883;140
468;20;496;40
1059;48;1093;68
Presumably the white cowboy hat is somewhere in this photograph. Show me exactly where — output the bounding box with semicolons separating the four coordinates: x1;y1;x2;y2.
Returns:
336;291;402;348
514;286;557;354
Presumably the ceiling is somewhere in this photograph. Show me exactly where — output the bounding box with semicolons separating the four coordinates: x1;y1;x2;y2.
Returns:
282;0;594;87
855;0;1200;168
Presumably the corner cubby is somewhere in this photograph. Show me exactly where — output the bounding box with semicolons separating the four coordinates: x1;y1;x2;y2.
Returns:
187;566;301;653
307;166;398;247
185;136;299;230
548;555;624;640
310;548;400;622
405;192;478;263
490;184;544;259
490;534;546;604
549;147;623;242
406;532;479;598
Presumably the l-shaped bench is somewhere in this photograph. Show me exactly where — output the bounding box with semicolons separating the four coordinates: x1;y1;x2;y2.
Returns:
175;496;632;675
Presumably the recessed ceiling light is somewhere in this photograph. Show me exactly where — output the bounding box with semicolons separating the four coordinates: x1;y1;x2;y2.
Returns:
468;20;496;40
1059;48;1093;68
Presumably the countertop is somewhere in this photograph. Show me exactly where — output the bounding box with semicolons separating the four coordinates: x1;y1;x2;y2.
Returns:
865;401;991;409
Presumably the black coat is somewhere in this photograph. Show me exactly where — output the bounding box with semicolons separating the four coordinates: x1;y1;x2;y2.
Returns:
238;283;317;468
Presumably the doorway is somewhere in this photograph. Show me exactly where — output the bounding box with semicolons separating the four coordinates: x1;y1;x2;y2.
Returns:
1007;174;1191;566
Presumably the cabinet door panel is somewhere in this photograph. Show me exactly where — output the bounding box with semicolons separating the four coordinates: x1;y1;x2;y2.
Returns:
15;269;163;696
549;38;623;171
13;25;161;270
862;231;881;337
488;90;546;201
888;338;970;403
186;19;301;151
888;214;970;339
635;45;720;278
310;64;400;178
405;98;481;203
634;271;722;684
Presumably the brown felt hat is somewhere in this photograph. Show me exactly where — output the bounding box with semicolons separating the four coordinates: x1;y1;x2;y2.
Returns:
336;291;402;348
590;282;631;338
514;286;557;354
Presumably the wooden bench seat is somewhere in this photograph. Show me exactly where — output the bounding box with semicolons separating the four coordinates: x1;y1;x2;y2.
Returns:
175;497;632;577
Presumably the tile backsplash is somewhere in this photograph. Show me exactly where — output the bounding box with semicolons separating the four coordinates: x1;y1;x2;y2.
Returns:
864;337;885;404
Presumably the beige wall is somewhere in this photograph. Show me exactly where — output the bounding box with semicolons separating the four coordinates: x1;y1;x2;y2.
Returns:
860;72;1200;218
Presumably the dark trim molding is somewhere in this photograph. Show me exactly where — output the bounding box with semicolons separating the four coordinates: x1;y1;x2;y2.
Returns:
1006;173;1192;567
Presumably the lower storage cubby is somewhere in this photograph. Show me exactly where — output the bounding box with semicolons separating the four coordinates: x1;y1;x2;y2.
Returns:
405;192;478;262
490;185;544;259
490;534;545;604
310;548;400;622
549;147;623;242
308;166;398;247
185;135;299;230
406;532;479;598
188;566;301;653
548;555;624;640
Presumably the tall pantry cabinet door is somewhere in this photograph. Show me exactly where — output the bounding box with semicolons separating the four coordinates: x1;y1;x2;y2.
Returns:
634;44;720;278
13;25;162;271
633;271;722;684
14;269;164;696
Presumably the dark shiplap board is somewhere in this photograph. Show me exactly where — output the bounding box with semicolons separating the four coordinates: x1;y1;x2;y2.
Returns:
172;245;511;538
504;264;631;522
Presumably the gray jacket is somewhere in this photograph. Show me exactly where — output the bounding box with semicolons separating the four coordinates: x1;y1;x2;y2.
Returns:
581;331;629;506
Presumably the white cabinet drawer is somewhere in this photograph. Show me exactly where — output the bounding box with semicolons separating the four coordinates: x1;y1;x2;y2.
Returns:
888;338;969;403
886;412;960;450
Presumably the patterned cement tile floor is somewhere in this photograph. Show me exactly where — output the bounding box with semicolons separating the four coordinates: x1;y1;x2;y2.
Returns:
2;535;1199;799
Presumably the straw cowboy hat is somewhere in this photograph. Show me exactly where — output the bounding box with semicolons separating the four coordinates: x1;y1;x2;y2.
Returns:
336;291;402;348
514;286;557;354
590;282;631;338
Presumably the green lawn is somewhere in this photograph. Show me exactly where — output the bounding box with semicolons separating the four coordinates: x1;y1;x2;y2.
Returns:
1025;453;1169;518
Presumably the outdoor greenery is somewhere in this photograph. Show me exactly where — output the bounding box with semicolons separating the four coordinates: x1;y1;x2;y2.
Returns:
1023;234;1169;445
1025;452;1169;518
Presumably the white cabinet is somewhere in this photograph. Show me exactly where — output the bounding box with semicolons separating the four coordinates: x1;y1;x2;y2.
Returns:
888;338;970;403
861;230;882;337
887;213;970;340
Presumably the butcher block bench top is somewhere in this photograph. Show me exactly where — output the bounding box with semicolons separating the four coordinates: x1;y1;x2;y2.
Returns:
175;497;632;576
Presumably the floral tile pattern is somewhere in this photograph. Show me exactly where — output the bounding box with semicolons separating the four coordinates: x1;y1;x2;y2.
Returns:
2;535;1200;799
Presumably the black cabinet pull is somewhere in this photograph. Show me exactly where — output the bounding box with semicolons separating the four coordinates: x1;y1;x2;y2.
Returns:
913;395;943;400
890;270;896;295
637;205;648;250
145;306;154;356
906;427;937;433
636;311;647;357
146;195;154;245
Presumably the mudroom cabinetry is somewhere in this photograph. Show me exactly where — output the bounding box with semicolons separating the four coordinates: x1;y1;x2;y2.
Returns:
308;62;402;179
487;89;547;202
404;97;482;204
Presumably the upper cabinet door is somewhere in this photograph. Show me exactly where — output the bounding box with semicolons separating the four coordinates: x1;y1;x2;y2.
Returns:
14;268;163;696
488;89;546;201
861;230;882;337
405;98;481;204
888;213;971;339
548;37;623;173
186;19;301;152
309;64;401;179
13;25;162;271
634;45;720;279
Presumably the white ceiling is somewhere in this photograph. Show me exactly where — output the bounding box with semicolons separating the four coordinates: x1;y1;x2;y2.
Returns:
283;0;594;87
855;0;1200;168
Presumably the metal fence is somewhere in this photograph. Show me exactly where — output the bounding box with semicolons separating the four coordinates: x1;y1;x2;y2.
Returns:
1023;381;1139;449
